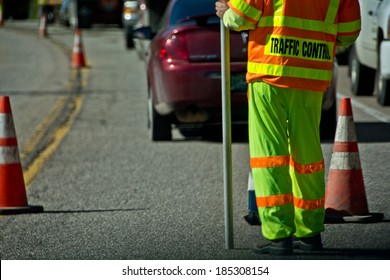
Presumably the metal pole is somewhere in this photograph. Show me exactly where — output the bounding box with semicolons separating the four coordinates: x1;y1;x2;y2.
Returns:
220;20;234;249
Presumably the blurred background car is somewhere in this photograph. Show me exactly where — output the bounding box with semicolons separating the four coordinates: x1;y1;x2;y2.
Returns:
135;0;337;141
136;0;248;141
2;0;31;20
2;0;61;23
60;0;122;28
348;0;390;105
122;0;140;48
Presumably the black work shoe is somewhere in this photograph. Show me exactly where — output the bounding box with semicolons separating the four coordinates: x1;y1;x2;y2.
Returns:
293;234;323;251
254;236;293;255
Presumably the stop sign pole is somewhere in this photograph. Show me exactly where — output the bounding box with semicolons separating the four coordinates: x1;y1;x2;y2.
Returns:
220;20;234;249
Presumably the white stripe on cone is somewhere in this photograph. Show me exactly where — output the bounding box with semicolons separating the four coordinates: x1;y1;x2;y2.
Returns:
0;113;16;138
0;146;20;164
73;46;82;53
335;116;357;142
329;152;362;170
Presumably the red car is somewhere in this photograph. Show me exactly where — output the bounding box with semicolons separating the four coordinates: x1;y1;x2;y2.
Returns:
136;0;248;141
136;0;337;141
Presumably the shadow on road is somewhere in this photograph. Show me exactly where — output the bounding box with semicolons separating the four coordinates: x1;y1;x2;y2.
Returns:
229;247;390;260
177;122;390;144
355;122;390;142
296;248;390;259
42;208;148;214
177;124;249;143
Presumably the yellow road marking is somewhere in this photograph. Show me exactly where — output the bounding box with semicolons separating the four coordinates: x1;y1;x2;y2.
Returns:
21;68;88;186
19;96;68;160
23;95;84;186
20;69;80;160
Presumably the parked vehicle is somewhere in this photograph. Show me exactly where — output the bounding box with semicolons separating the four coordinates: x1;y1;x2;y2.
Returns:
122;0;140;48
2;0;30;20
349;0;390;105
65;0;122;28
136;0;247;141
135;0;337;141
132;0;168;60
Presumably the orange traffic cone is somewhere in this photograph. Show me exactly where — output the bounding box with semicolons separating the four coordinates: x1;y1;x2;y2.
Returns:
0;96;44;214
71;28;87;68
39;13;48;38
325;98;383;223
244;171;261;225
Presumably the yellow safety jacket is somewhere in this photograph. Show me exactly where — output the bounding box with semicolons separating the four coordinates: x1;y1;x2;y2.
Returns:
224;0;361;92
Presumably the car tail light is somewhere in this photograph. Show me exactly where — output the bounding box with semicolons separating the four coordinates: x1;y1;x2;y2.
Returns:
123;1;138;18
160;33;189;65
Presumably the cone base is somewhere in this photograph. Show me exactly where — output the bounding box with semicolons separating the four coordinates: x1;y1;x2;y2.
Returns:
0;205;44;215
71;62;86;69
325;209;384;223
244;211;261;226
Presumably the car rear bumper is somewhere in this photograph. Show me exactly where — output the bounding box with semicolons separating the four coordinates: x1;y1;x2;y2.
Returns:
152;63;248;119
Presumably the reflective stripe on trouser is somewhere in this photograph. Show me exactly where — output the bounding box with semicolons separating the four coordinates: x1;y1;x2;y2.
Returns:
248;81;325;240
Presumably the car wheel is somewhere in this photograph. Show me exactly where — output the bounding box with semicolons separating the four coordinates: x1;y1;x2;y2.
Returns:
125;27;135;49
179;127;202;138
350;45;375;96
147;90;172;141
377;70;390;106
78;6;93;29
320;100;337;140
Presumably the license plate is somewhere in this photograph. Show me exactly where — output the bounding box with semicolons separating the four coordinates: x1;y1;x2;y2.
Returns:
231;73;248;92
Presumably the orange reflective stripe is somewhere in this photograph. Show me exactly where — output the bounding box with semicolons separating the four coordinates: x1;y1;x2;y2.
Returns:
290;158;324;174
251;156;324;173
250;155;290;168
293;197;325;210
256;195;325;209
228;2;259;25
246;74;331;92
256;193;293;207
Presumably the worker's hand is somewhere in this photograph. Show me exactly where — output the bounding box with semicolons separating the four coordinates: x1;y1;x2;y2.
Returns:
215;0;229;19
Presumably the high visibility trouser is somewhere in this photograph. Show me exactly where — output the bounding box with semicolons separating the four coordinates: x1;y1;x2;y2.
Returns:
248;81;325;240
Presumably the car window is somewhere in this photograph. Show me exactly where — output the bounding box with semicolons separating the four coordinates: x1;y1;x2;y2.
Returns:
169;0;219;26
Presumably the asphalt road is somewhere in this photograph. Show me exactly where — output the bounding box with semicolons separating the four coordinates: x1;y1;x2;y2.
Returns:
0;20;389;261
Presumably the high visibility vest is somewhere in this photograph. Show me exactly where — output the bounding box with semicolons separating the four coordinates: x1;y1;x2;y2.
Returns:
225;0;361;92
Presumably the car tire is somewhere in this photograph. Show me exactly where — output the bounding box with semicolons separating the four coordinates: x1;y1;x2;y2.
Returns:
179;127;202;138
147;90;172;141
78;6;93;29
350;45;376;96
377;47;390;106
125;27;135;49
377;71;390;106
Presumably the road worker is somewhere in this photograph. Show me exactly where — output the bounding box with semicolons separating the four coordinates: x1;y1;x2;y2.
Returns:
0;0;4;27
38;0;48;14
216;0;361;255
